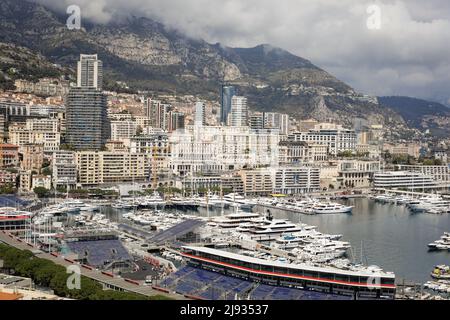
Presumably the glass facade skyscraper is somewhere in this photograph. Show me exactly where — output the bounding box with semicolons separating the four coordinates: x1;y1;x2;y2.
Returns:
220;85;236;125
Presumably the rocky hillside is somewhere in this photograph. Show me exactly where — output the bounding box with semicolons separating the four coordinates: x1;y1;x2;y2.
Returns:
0;0;415;137
378;96;450;138
0;42;70;90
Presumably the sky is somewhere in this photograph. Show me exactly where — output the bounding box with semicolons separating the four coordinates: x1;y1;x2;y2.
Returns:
35;0;450;105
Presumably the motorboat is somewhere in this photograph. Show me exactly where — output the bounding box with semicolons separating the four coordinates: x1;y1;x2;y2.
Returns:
248;214;304;240
431;265;450;280
313;202;353;214
214;211;261;228
409;197;450;212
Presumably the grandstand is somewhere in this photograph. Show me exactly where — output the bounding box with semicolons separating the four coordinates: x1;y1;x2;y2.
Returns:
64;232;133;272
159;266;353;300
0;196;31;208
149;219;205;245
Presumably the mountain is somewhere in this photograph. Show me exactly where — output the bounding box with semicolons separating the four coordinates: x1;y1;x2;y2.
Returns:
378;96;450;137
0;0;414;137
0;42;70;90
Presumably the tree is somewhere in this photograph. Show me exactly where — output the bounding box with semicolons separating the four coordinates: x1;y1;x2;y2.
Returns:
0;183;16;195
41;160;51;168
34;187;50;198
0;244;165;300
337;150;354;158
136;125;143;136
56;186;67;193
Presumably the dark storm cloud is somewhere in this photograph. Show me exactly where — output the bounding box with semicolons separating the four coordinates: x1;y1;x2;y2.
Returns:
35;0;450;104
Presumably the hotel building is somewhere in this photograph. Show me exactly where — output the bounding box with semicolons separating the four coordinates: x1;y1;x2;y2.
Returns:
291;123;357;156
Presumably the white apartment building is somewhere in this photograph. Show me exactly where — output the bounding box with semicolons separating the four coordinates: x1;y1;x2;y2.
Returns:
239;169;274;195
230;96;248;126
32;175;52;190
383;143;421;159
110;120;137;141
77;54;103;89
278;141;328;164
309;144;328;161
238;166;320;195
25;118;59;132
356;144;381;159
292;123;356;156
395;164;450;183
169;125;280;176
134;116;150;129
278;141;310;164
52;151;77;190
9;119;60;152
194;102;206;126
373;171;438;190
130;134;170;174
19;170;32;193
250;112;290;135
146;99;172;131
273;166;320;194
75;151;150;186
264;112;290;135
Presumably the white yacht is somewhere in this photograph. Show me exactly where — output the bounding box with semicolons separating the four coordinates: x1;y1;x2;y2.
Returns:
139;193;166;207
428;232;450;250
248;215;303;241
235;222;260;233
394;195;415;205
79;203;100;212
274;233;314;249
409;197;450;212
214;211;261;228
373;194;395;203
223;193;256;209
313;202;353;214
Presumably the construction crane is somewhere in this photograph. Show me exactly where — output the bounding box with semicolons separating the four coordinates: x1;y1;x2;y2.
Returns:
151;145;159;190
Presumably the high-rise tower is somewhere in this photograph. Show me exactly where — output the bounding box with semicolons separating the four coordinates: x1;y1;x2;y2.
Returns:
66;54;109;150
220;85;236;125
76;54;103;90
230;96;248;127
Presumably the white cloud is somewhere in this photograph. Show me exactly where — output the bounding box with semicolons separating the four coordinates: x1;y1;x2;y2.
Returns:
35;0;450;104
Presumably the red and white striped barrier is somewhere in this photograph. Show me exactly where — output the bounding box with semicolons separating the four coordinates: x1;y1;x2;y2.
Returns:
82;264;94;270
101;271;114;278
184;294;205;300
152;286;170;293
124;278;140;286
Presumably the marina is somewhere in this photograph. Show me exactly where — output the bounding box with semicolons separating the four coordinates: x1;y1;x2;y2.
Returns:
3;193;450;299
